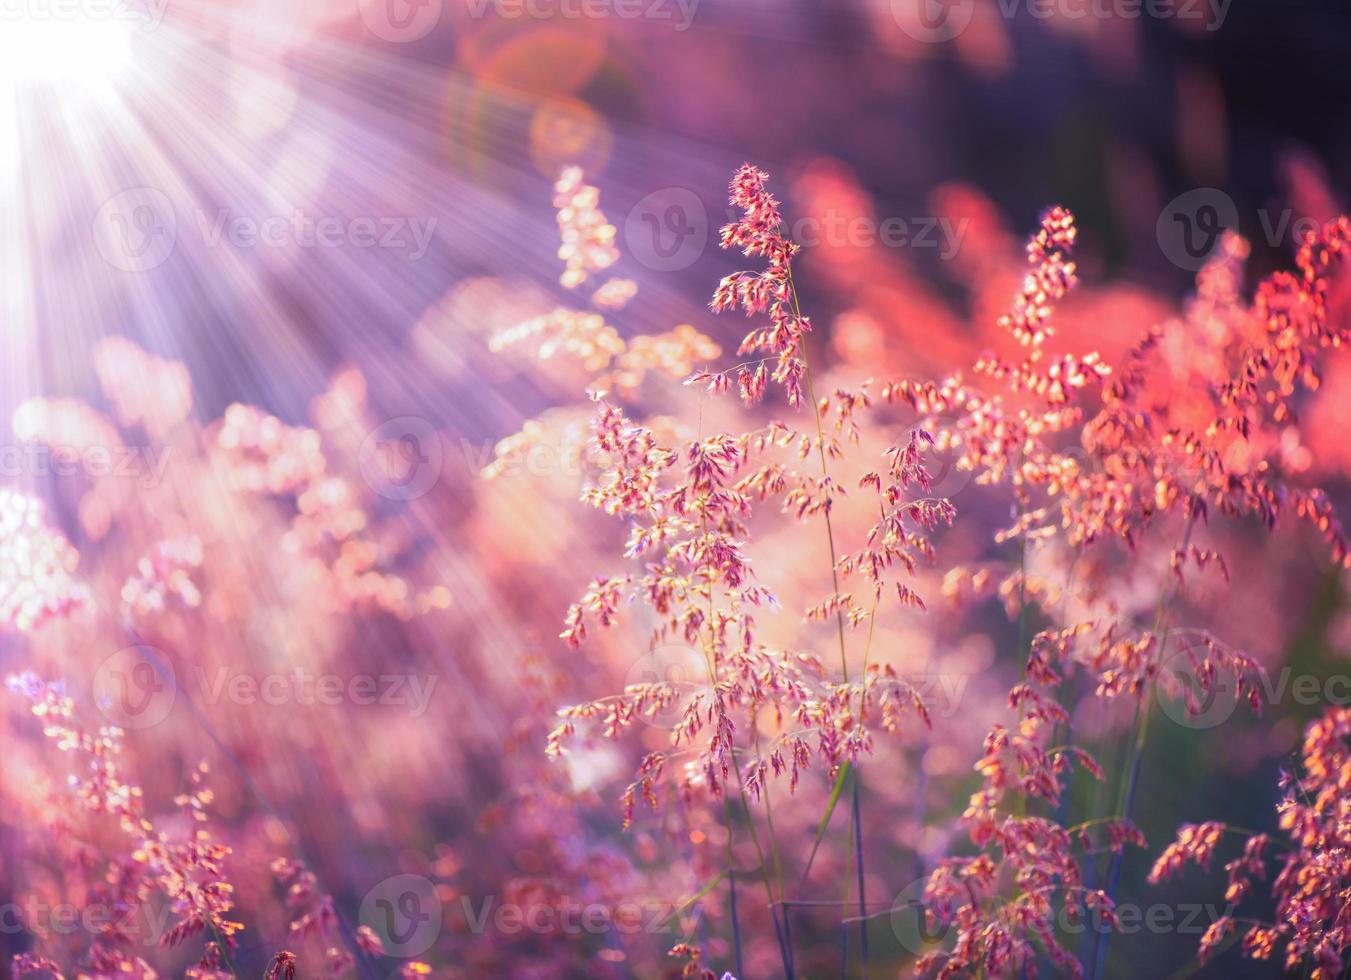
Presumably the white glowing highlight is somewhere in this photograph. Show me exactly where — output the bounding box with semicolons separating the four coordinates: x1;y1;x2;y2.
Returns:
0;10;134;88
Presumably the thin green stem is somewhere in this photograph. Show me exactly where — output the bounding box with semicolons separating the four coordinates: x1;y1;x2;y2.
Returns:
723;789;745;978
756;720;788;907
698;391;759;976
1014;476;1030;821
703;549;791;974
1091;514;1197;980
785;262;867;975
786;264;849;683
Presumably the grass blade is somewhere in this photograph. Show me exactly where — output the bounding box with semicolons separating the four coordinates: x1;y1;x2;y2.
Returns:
661;869;729;929
799;761;851;889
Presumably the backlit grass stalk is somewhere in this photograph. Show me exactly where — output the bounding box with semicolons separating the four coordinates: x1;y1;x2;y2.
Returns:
1090;514;1197;980
787;263;871;971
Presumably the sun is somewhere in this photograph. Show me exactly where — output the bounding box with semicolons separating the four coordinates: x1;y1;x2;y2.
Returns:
0;11;135;90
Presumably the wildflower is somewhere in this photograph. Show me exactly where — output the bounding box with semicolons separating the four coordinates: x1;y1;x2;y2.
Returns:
711;164;810;407
554;166;619;288
11;955;67;978
120;535;204;616
496;164;1351;980
356;924;386;956
0;489;88;632
265;951;298;980
7;683;244;970
93;335;193;437
591;277;638;310
1151;705;1351;977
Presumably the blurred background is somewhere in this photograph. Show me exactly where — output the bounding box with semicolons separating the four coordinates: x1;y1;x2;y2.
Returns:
1;0;1348;977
